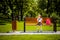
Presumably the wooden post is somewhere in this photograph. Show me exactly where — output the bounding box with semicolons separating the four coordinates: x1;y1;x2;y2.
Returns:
53;19;57;32
24;17;26;32
53;22;57;32
51;17;57;32
12;20;17;32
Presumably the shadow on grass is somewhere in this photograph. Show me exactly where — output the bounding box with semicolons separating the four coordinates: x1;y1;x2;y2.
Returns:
0;19;12;25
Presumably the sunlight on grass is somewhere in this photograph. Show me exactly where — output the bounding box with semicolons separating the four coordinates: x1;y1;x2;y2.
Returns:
0;21;60;32
0;35;60;40
17;21;24;31
0;23;12;33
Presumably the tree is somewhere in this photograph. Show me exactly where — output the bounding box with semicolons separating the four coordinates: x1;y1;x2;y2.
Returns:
23;0;39;17
37;0;47;17
47;0;60;18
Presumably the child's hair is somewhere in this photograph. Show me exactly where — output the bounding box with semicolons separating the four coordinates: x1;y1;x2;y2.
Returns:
38;14;42;18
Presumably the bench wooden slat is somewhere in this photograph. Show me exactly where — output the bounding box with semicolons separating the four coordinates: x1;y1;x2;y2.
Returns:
25;17;52;26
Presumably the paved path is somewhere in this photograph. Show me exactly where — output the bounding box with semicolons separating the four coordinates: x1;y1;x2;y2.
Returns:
0;31;60;35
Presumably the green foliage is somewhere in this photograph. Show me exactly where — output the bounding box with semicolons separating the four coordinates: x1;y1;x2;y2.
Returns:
23;0;39;17
38;0;47;10
0;0;60;21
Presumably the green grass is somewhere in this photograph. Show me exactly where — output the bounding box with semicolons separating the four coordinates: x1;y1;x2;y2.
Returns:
0;35;60;40
0;21;60;40
26;25;53;31
0;21;60;32
0;23;12;32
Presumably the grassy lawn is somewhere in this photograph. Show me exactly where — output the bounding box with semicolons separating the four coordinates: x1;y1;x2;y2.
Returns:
0;35;60;40
0;21;60;40
0;21;60;32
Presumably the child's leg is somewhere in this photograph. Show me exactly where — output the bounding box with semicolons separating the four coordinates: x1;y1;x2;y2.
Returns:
40;26;42;32
38;26;41;30
37;26;40;32
38;25;42;32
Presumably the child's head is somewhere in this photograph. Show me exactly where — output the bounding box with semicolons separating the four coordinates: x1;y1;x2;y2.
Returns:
38;15;42;18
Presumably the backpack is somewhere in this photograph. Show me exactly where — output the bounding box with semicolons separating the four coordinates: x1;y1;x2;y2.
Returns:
46;18;51;25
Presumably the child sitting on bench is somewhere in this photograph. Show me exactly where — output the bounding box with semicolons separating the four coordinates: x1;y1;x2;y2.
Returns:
37;15;43;32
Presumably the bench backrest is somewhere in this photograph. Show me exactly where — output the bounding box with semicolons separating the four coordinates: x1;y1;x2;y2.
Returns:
25;17;37;23
25;17;52;25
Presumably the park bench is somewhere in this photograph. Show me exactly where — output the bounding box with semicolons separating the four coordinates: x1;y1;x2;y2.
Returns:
23;17;52;32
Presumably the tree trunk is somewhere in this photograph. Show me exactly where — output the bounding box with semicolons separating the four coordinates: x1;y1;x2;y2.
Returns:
20;0;23;21
18;10;21;21
21;8;23;21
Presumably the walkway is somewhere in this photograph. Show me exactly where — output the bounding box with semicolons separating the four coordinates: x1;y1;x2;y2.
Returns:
0;31;60;35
